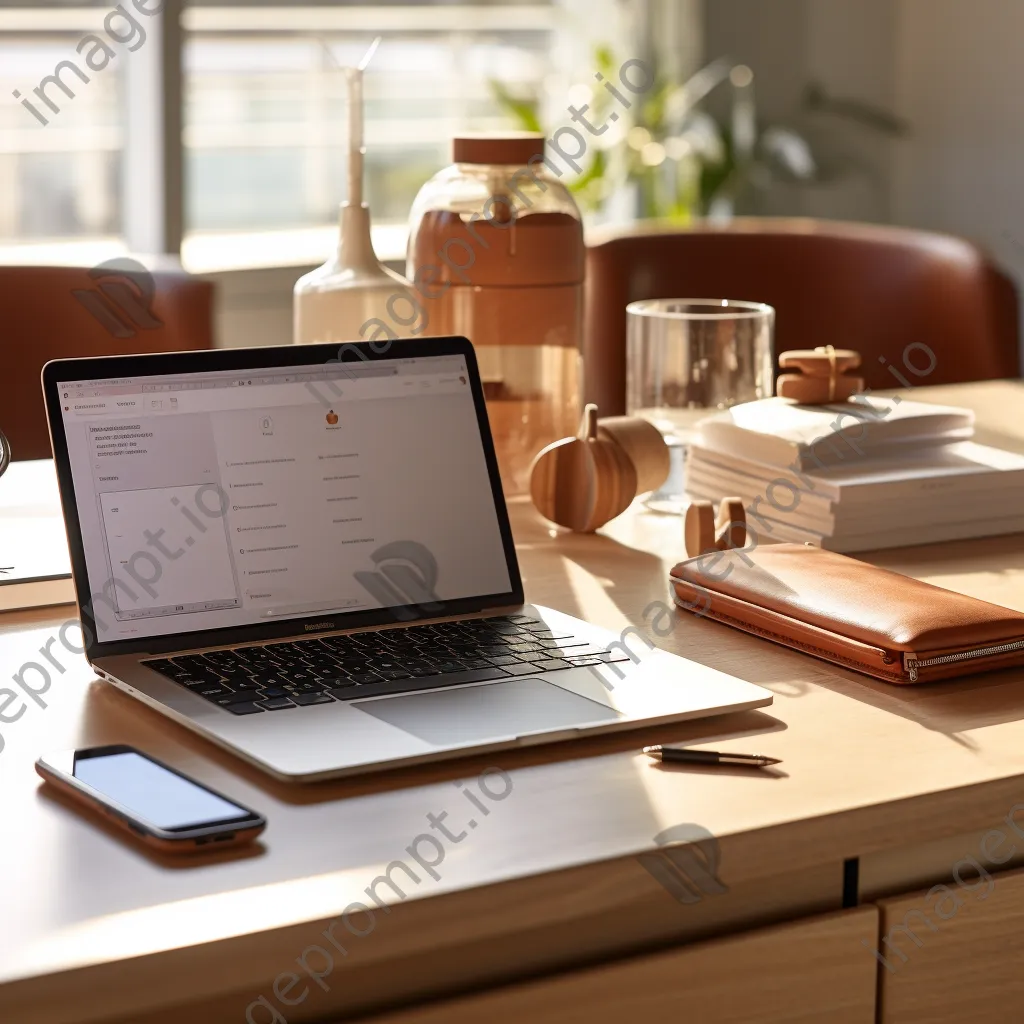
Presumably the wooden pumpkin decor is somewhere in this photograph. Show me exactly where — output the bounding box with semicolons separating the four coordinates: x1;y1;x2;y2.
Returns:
530;404;638;533
777;345;864;405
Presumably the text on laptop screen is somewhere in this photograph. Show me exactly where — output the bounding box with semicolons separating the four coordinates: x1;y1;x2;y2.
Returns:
57;354;512;643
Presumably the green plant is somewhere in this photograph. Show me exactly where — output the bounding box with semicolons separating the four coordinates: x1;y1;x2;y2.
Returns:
491;51;908;221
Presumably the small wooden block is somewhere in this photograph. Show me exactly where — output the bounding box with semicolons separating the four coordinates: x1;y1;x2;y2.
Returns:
684;497;747;557
777;373;865;404
684;501;716;558
777;345;865;405
779;348;861;376
717;498;747;551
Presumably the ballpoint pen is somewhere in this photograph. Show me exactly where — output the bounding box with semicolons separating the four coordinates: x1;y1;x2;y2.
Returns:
643;745;782;768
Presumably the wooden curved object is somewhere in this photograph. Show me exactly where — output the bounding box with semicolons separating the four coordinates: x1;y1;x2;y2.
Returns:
684;497;747;558
596;415;671;493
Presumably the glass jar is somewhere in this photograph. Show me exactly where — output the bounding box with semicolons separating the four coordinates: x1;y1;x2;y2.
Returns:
407;134;584;496
627;298;776;514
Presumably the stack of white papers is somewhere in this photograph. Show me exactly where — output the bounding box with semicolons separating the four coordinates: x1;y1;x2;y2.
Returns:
696;396;974;469
686;398;1024;552
0;460;74;610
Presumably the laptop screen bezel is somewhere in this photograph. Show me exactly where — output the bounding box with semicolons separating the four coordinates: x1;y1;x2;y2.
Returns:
42;337;525;659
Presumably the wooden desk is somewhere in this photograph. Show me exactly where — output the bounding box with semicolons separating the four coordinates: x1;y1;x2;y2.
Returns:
2;381;1024;1024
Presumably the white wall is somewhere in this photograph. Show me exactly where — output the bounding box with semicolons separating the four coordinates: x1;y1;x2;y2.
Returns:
702;0;898;223
704;0;1024;348
205;265;310;349
892;0;1024;288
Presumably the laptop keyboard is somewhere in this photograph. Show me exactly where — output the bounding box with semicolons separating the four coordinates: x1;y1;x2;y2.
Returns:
141;615;628;715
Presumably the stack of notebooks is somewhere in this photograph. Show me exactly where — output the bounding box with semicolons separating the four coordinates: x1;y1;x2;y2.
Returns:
685;396;1024;552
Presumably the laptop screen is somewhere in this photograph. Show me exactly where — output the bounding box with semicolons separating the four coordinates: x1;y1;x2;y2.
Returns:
55;352;513;645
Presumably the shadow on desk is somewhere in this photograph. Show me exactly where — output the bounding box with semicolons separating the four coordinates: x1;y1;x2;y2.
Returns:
544;529;837;701
83;678;786;805
648;760;789;781
515;523;669;625
808;661;1024;748
36;781;268;868
864;531;1024;592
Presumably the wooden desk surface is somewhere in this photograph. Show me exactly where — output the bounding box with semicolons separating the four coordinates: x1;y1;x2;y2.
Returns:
3;381;1024;1024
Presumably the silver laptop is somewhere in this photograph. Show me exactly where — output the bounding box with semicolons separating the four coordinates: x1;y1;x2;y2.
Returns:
43;338;772;782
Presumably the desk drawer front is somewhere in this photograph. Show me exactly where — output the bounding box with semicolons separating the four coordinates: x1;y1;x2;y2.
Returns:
361;907;878;1024
878;863;1024;1023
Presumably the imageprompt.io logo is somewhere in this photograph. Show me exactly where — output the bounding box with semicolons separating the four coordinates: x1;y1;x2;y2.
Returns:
354;541;445;621
638;824;729;905
72;257;164;339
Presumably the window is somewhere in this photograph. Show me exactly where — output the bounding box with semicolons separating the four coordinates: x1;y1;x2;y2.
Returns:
2;0;640;270
0;2;124;254
182;1;558;268
184;3;555;231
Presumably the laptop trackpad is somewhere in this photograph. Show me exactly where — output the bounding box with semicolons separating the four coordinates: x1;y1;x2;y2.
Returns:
353;678;621;746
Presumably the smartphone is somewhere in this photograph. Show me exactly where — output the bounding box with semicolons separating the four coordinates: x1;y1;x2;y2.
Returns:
36;745;266;853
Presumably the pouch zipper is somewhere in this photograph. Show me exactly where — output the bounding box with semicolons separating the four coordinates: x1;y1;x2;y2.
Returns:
904;639;1024;682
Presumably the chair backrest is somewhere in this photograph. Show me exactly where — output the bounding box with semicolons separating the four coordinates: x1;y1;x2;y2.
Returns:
584;218;1021;415
0;264;214;460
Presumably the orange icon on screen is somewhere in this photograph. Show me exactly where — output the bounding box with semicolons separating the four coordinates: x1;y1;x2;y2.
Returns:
326;410;339;425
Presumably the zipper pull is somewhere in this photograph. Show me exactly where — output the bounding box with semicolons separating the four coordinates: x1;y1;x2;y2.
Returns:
905;656;919;683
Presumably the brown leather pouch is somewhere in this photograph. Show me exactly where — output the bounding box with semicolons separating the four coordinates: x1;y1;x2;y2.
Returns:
670;543;1024;684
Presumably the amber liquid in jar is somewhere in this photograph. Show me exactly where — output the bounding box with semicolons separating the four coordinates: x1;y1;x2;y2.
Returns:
409;162;584;496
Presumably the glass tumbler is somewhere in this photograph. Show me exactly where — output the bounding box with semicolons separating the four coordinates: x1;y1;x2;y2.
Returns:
626;299;775;512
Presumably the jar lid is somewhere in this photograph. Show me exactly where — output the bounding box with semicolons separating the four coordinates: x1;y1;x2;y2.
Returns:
452;133;546;166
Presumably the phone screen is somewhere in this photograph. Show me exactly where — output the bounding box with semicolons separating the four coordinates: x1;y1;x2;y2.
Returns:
71;751;253;831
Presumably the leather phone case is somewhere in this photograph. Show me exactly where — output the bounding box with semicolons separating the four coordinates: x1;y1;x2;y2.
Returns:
670;543;1024;684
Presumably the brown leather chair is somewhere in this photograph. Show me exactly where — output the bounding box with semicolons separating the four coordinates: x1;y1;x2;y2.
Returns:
0;262;214;460
584;218;1021;414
